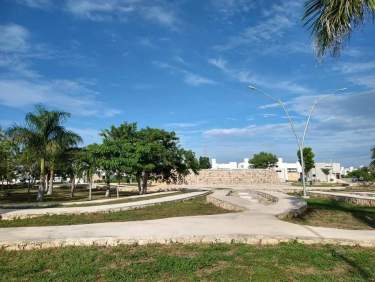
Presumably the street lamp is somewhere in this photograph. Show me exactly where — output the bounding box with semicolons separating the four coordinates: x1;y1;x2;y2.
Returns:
248;85;346;197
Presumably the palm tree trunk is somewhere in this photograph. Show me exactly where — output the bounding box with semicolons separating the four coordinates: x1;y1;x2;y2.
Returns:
105;174;110;197
70;175;75;198
47;167;54;195
88;175;93;201
37;158;45;201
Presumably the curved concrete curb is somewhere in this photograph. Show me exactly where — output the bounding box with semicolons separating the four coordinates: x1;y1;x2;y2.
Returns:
0;188;374;251
2;234;375;251
0;191;178;209
0;190;210;220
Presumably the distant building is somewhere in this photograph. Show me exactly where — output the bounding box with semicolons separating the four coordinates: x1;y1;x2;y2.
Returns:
211;158;251;170
308;162;342;183
274;158;302;182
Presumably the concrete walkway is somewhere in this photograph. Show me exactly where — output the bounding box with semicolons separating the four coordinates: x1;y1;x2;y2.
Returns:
0;190;209;220
0;191;177;209
0;188;374;250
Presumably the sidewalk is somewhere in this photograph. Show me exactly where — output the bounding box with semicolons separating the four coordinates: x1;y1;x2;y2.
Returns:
0;189;374;250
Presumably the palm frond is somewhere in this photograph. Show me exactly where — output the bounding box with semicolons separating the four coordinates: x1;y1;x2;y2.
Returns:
303;0;375;57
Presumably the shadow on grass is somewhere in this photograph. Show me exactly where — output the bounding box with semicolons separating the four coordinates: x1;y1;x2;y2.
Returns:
331;249;371;280
293;198;375;229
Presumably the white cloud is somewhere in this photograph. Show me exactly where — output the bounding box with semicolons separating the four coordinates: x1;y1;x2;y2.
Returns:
165;122;202;129
141;6;176;27
154;60;216;87
215;0;302;51
349;76;375;89
0;78;121;117
333;61;375;74
184;73;215;86
208;57;312;94
64;0;177;28
202;91;375;166
210;0;254;18
0;24;30;53
15;0;51;9
65;0;134;21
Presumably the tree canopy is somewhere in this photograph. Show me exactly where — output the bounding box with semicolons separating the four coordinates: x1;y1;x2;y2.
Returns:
8;105;82;201
249;152;278;169
198;156;211;169
95;122;200;195
297;147;315;174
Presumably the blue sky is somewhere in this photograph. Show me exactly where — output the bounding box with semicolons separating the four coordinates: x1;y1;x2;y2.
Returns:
0;0;374;167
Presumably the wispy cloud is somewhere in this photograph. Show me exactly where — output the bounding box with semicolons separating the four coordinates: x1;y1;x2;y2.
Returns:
63;0;178;28
15;0;52;9
0;78;120;117
333;61;375;74
141;5;177;27
215;0;302;51
203;91;375;165
210;0;254;18
349;76;375;89
0;23;120;117
0;24;30;53
208;57;312;94
165;122;203;129
155;61;216;87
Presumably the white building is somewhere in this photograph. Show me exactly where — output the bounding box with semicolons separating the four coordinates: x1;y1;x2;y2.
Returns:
309;162;342;183
238;158;251;169
274;158;302;182
211;158;250;170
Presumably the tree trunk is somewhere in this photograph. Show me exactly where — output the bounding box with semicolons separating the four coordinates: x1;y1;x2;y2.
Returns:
140;171;149;195
105;176;110;197
117;172;120;198
37;158;45;201
47;167;54;195
136;175;142;195
88;175;93;201
70;175;75;198
44;172;49;192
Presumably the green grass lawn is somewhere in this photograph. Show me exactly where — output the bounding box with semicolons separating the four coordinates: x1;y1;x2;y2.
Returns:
0;196;230;228
1;243;374;281
0;184;162;204
285;197;375;230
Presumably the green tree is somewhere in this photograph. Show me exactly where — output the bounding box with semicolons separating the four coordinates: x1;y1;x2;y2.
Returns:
347;167;374;181
370;146;375;169
303;0;375;57
297;147;315;175
0;130;17;187
249;152;278;169
321;168;331;182
9;105;82;201
81;144;99;200
97;122;199;195
199;156;211;169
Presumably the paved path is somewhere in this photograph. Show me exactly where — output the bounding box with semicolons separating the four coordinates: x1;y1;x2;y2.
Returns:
0;191;177;209
0;188;374;250
0;191;208;220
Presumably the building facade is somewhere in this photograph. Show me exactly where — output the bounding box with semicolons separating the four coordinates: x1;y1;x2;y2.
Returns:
308;162;342;183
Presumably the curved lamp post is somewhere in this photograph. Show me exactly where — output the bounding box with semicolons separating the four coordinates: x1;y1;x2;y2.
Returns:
248;85;346;197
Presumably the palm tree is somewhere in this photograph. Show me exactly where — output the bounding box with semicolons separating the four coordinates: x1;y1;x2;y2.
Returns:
9;105;82;201
303;0;375;57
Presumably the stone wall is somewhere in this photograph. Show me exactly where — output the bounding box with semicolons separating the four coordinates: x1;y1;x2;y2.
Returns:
309;191;375;207
183;169;280;186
